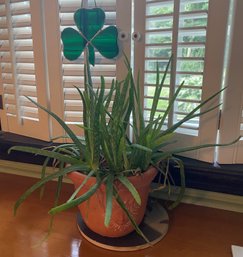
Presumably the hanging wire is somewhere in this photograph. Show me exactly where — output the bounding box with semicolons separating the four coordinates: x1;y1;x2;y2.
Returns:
81;0;97;8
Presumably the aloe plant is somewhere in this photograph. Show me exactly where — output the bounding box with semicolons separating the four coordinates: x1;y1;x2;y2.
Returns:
9;56;240;242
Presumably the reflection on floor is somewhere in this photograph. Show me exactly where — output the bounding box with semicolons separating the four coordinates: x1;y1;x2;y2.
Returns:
0;172;243;257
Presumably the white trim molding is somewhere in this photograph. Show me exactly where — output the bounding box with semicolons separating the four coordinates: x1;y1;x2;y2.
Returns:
0;160;71;183
151;183;243;213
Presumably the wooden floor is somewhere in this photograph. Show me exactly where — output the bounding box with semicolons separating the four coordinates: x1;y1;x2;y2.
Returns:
0;173;243;257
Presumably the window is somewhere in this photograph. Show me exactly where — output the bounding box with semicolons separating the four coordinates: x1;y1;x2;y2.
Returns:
0;0;243;163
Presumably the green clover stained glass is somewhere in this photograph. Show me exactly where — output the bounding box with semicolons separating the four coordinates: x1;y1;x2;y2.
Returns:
61;8;119;66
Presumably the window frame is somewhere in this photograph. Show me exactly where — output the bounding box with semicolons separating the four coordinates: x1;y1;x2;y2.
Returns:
0;0;243;164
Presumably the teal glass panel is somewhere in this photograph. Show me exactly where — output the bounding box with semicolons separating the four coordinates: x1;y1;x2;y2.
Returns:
61;7;119;64
74;8;105;40
61;28;86;61
92;26;119;59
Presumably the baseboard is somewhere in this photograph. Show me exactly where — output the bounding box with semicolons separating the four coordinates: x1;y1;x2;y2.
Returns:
151;183;243;213
0;160;242;213
0;160;71;183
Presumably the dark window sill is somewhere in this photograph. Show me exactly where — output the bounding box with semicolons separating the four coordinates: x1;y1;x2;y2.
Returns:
1;132;243;196
0;132;53;165
170;156;243;196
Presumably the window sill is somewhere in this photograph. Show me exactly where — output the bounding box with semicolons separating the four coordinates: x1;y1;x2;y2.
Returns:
1;132;243;196
0;132;52;165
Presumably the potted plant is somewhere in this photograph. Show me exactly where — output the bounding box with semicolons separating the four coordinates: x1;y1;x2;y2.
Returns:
9;7;239;244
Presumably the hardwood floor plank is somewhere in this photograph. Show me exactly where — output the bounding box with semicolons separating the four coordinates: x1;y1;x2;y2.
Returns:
0;173;242;257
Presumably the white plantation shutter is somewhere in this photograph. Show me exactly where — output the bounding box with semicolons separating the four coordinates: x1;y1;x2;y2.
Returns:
0;0;49;140
44;0;131;138
133;0;230;162
217;0;243;164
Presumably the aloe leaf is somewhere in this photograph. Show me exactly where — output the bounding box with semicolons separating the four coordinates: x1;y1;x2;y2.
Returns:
120;71;130;106
53;147;78;158
79;90;92;162
105;174;114;227
117;176;141;205
152;132;174;148
37;174;64;245
126;60;144;137
151;162;169;189
160;88;225;137
113;186;149;243
152;139;177;152
39;156;50;199
140;115;163;139
104;79;115;109
118;136;129;171
49;178;103;215
9;146;80;165
130;144;152;153
14;164;85;215
100;120;114;170
33;170;63;247
168;157;185;209
75;124;93;132
48;170;64;234
122;144;130;171
152;136;241;162
110;81;120;117
165;103;222;136
150;56;172;123
67;170;95;203
54;168;64;207
151;151;172;164
135;71;145;131
123;80;134;130
74;87;91;151
92;76;105;166
52;143;80;158
159;81;185;131
25;96;85;154
170;136;241;155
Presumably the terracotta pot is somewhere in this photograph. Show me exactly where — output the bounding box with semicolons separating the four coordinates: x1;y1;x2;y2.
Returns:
67;166;157;237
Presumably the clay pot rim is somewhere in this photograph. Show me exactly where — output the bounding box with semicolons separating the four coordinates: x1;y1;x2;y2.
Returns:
67;166;157;190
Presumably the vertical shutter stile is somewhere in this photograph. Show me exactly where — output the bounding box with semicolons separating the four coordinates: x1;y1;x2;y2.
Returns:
0;0;9;130
197;0;230;161
43;0;64;140
217;0;243;164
